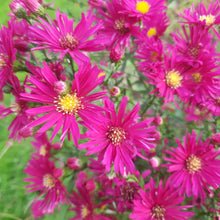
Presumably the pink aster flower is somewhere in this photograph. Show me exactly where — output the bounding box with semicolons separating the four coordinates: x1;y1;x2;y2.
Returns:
29;9;105;64
0;75;31;142
164;130;220;202
179;1;220;40
205;92;220;117
145;50;192;106
171;24;219;67
96;0;140;49
23;156;71;214
121;0;166;21
70;171;110;220
0;26;16;100
80;96;158;175
130;178;194;220
21;62;106;145
135;37;163;72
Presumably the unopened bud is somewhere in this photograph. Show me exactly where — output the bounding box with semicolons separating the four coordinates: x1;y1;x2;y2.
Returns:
19;126;33;138
212;133;220;144
10;0;27;18
53;168;63;178
110;86;120;97
153;116;163;126
85;180;96;192
110;47;122;63
149;156;160;168
52;142;62;150
67;157;82;170
21;0;44;16
54;81;66;94
2;84;13;94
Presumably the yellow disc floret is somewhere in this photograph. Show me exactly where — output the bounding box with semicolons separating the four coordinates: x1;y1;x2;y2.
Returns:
136;1;151;14
43;174;55;188
147;27;157;38
165;70;183;89
81;205;90;219
192;72;202;82
55;93;83;115
186;155;202;174
199;14;215;26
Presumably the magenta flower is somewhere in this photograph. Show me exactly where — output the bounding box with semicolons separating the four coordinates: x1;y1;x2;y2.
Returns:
121;0;166;20
0;75;31;142
145;50;192;106
130;178;194;220
0;26;16;100
179;1;220;40
80;96;158;175
21;62;106;145
164;130;220;202
205;92;220;117
96;0;140;49
30;9;105;64
70;171;110;220
23;156;71;214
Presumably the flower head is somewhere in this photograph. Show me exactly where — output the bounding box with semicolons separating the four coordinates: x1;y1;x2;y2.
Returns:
21;62;106;145
130;178;194;220
30;9;105;64
164;130;220;202
80;96;158;175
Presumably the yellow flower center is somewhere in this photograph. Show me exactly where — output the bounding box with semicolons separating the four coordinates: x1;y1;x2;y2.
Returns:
107;126;126;145
59;33;79;50
147;27;157;38
192;72;202;82
136;1;151;14
55;93;83;115
152;205;166;220
43;174;55;188
165;70;183;89
199;14;215;26
81;205;90;219
40;145;47;156
186;155;202;174
114;19;130;35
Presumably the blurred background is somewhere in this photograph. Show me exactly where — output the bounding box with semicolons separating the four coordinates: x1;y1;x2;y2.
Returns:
0;0;203;219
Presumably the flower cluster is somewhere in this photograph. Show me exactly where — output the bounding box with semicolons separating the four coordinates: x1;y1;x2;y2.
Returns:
0;0;220;219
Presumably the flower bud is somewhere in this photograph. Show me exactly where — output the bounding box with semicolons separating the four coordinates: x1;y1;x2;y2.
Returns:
10;0;27;18
110;86;120;97
110;47;122;63
85;179;96;192
52;142;62;150
54;81;66;94
212;133;220;144
149;156;161;168
19;126;33;138
67;157;82;170
21;0;44;16
153;116;163;126
53;168;63;178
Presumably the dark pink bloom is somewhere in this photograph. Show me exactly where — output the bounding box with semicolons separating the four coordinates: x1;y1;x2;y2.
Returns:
67;157;82;170
130;178;194;220
205;92;220;117
164;130;220;202
30;9;105;64
70;171;110;220
80;97;157;175
96;0;140;49
0;26;16;100
212;133;220;144
21;62;106;145
0;75;31;142
110;46;123;62
23;156;71;214
179;1;220;40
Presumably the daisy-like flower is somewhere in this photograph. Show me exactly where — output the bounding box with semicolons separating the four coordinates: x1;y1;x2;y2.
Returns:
135;37;163;72
179;1;220;40
30;9;105;64
171;24;219;67
23;156;71;215
70;171;110;220
21;62;106;145
0;75;31;142
80;96;158;175
130;178;194;220
164;130;220;202
121;0;166;21
0;26;16;100
96;0;140;49
145;50;192;106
